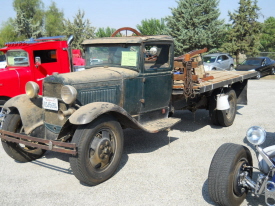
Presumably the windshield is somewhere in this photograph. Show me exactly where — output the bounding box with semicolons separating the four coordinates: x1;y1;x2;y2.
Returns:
203;56;216;63
85;44;140;70
6;50;29;66
241;59;262;66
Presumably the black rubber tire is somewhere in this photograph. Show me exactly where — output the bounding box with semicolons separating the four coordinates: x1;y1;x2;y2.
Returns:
256;71;261;80
1;110;46;162
216;89;237;127
270;67;275;75
229;64;234;71
208;143;253;206
0;100;6;108
209;90;220;125
69;114;124;186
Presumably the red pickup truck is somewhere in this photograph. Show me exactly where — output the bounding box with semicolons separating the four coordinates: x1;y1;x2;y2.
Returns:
0;36;84;107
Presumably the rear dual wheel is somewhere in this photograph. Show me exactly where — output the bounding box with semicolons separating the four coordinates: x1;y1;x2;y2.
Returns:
209;88;237;127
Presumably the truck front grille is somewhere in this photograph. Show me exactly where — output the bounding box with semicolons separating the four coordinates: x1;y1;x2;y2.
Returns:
43;82;62;99
80;87;117;105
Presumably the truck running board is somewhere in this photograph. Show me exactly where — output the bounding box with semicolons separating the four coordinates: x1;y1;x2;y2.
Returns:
140;117;181;133
0;130;77;155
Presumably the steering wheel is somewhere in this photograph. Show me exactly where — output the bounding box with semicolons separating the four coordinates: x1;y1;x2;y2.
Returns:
111;27;141;37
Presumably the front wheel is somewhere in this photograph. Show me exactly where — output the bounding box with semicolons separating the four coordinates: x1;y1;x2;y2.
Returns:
270;67;275;75
256;71;261;79
208;143;253;206
1;110;46;162
69;114;124;186
216;89;237;127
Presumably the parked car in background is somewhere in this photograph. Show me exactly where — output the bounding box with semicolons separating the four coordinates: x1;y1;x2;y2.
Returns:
203;53;234;71
0;54;6;69
235;57;275;79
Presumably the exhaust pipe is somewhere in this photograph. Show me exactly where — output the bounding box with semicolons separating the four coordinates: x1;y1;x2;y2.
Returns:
67;35;74;72
67;35;74;46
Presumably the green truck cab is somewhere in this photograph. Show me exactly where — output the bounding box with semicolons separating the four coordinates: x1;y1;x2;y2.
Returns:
0;34;256;186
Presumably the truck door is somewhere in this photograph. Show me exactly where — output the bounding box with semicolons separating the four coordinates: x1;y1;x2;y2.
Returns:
221;55;230;70
33;49;59;88
139;43;173;120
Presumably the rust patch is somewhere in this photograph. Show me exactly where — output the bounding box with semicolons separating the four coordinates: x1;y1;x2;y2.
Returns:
0;129;77;155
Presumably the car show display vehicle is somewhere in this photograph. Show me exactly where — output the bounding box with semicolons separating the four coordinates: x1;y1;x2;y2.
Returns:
0;53;7;69
0;36;84;107
208;126;275;206
0;28;257;186
203;53;234;71
235;57;275;79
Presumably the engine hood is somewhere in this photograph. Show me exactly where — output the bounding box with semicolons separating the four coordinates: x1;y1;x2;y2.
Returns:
44;67;139;85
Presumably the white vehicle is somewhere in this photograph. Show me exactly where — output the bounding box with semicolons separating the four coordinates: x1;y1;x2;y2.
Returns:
0;55;6;68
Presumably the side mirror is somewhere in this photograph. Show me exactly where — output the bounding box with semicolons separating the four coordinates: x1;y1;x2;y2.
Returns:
35;57;41;68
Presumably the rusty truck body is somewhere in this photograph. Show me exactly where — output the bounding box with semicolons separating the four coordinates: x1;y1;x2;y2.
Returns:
0;34;256;186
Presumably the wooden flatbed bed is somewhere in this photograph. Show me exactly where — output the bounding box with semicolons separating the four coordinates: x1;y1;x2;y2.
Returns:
173;70;257;95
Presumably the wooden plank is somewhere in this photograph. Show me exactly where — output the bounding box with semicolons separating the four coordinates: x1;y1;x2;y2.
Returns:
172;70;257;94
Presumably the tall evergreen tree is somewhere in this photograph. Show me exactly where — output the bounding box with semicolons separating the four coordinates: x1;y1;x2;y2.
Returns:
221;0;262;64
166;0;225;55
13;0;44;38
260;17;275;52
63;10;96;51
45;2;65;37
136;18;167;35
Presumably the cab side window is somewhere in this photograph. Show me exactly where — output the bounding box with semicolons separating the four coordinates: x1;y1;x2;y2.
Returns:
144;44;170;70
33;50;57;63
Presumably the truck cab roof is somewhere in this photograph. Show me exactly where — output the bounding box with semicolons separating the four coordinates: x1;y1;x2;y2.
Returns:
82;35;174;45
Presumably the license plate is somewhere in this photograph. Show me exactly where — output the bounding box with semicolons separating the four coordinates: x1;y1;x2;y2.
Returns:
43;97;58;111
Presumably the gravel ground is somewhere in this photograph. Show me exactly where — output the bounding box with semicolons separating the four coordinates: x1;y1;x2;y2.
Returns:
1;78;275;206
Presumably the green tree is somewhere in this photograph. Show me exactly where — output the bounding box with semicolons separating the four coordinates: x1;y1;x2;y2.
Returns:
136;18;167;35
260;17;275;52
95;27;117;37
0;18;23;47
44;2;65;36
166;0;225;56
221;0;262;64
13;0;44;38
63;10;96;51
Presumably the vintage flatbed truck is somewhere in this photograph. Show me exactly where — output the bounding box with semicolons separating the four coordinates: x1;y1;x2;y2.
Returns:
0;30;256;186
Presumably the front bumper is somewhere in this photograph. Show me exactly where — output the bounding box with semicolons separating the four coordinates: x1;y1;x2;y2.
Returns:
0;129;77;155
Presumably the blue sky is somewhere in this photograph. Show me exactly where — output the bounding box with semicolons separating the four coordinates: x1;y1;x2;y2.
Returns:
0;0;274;30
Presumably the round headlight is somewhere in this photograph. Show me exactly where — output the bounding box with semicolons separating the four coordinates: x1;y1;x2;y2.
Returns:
25;81;39;98
61;85;77;104
246;126;266;145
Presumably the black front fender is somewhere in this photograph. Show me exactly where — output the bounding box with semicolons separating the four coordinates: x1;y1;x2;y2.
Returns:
69;102;133;125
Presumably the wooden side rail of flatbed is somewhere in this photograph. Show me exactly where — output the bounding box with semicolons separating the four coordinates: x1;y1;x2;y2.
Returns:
173;70;257;95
